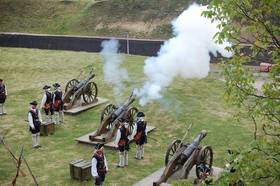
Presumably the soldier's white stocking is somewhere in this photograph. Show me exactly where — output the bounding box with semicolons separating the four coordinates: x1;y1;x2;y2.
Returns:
140;145;144;158
136;145;141;159
46;115;50;123
119;152;125;167
59;111;64;123
51;114;55;123
32;134;37;147
36;132;40;146
0;104;3;114
124;151;128;166
54;112;59;124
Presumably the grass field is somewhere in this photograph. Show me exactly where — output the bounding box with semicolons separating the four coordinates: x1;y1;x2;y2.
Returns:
0;0;208;39
0;47;253;186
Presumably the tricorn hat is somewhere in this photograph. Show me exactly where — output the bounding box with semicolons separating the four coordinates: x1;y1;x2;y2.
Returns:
0;79;3;82
43;85;51;90
95;143;104;150
53;83;61;88
137;112;145;117
30;101;38;106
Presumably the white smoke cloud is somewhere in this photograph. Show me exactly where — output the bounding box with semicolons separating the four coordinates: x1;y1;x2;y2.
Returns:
101;39;128;102
136;4;233;106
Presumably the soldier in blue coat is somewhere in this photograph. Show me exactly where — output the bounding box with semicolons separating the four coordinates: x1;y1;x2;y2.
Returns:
0;79;7;115
28;101;42;148
132;112;147;160
91;143;108;186
40;85;54;123
52;83;64;124
115;121;130;167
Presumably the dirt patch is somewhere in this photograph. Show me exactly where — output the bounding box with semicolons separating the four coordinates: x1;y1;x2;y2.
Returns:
96;19;171;33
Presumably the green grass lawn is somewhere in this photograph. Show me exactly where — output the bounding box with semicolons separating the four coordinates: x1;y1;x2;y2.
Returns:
0;47;253;186
0;0;208;39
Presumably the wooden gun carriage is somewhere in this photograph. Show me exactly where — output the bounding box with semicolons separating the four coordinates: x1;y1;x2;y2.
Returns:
89;92;138;143
63;70;98;110
154;130;213;185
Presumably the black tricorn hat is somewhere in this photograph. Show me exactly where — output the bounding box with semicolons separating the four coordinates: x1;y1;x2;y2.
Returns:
43;85;51;90
137;112;145;117
30;101;38;106
53;83;61;88
95;143;104;150
0;79;3;81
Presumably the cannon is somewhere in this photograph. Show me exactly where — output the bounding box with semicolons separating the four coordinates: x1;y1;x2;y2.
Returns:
63;70;98;110
89;91;138;143
154;130;213;186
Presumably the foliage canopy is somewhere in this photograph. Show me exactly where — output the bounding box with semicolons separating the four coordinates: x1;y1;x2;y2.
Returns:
203;0;280;185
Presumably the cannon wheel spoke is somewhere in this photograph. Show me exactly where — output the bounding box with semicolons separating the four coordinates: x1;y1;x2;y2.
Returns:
64;79;79;104
195;146;213;179
101;104;117;130
165;139;182;166
126;107;138;133
65;79;79;93
82;82;98;104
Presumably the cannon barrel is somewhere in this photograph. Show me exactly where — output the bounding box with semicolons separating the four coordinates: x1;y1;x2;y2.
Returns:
112;93;135;119
74;71;95;91
181;130;207;159
63;70;96;110
104;91;136;127
90;91;136;140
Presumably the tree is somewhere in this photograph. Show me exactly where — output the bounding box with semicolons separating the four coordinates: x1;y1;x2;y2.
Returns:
203;0;280;185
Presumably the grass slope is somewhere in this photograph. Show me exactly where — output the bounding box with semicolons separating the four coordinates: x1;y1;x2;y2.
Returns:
0;47;253;185
0;0;208;39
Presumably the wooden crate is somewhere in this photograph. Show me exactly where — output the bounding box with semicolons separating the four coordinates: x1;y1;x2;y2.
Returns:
69;159;92;181
40;122;55;136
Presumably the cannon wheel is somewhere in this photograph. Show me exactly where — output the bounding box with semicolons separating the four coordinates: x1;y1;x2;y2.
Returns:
101;104;117;130
195;146;213;179
82;82;98;104
165;139;183;166
126;107;138;133
65;79;79;92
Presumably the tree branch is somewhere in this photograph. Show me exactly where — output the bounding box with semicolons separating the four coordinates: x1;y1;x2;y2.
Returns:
251;116;258;140
235;84;280;100
259;12;280;48
234;2;280;49
262;124;280;138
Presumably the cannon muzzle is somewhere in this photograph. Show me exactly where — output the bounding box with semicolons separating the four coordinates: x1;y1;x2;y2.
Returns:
74;70;95;90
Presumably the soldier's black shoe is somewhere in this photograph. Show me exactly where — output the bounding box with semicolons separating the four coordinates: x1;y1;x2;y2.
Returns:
116;165;124;168
34;145;41;148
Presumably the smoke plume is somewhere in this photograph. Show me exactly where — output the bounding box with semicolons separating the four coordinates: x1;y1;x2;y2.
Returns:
101;39;128;102
136;4;233;106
